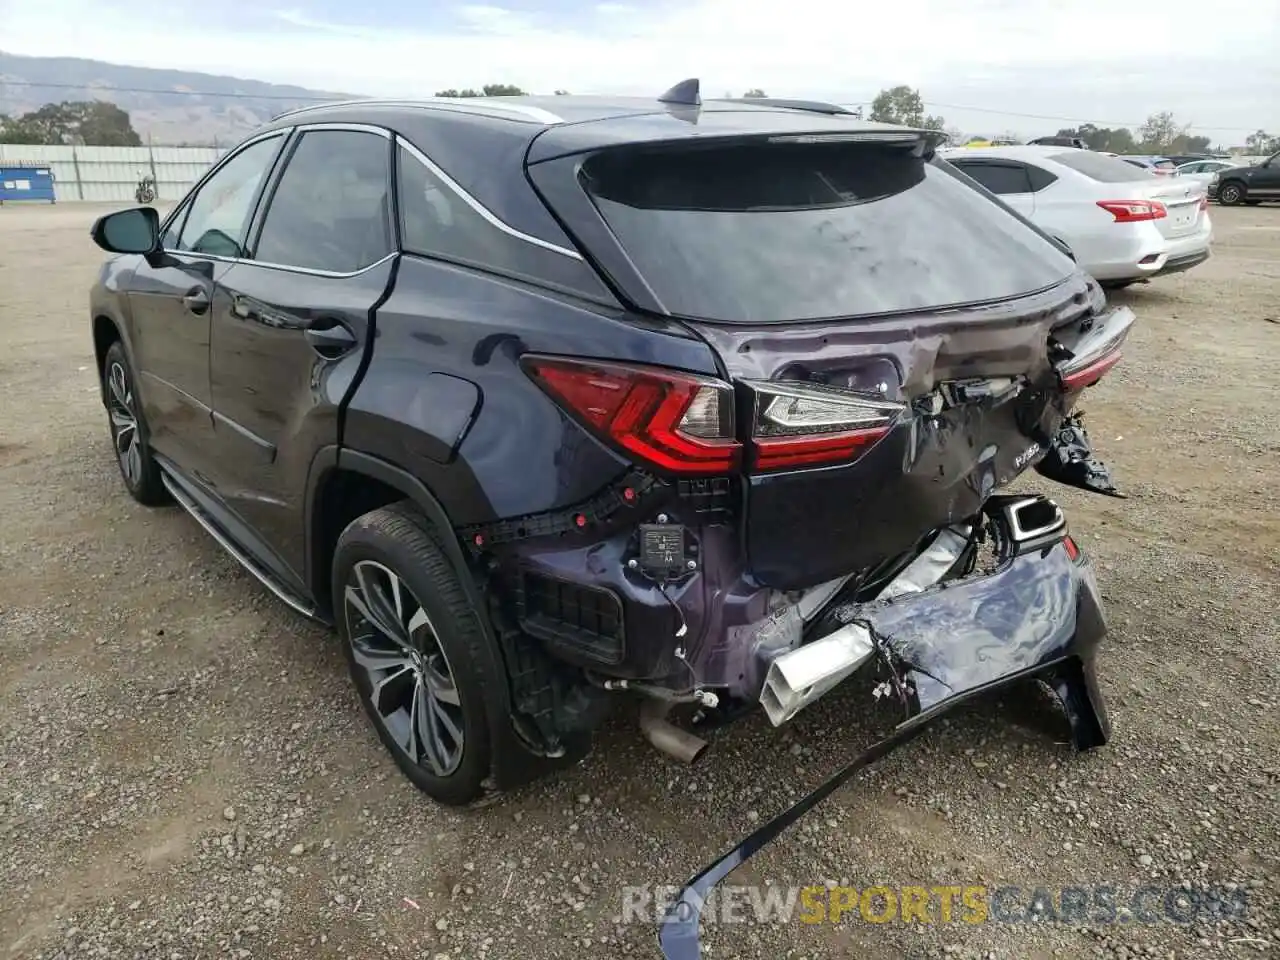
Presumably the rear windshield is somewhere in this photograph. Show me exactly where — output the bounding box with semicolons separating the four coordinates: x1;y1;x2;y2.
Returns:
578;139;1075;324
1052;151;1157;182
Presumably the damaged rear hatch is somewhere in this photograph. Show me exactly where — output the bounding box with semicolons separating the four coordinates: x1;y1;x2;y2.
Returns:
527;114;1131;589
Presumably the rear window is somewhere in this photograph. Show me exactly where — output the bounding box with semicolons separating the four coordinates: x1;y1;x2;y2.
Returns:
578;140;1075;324
1052;151;1156;182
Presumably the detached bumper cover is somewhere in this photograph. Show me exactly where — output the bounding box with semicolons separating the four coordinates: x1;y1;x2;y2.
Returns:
658;509;1111;959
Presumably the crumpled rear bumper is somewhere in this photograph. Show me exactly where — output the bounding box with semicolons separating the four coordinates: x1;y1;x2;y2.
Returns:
847;505;1110;750
659;496;1112;958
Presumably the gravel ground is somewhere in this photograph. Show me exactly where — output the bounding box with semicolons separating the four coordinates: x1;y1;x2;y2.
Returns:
0;203;1277;960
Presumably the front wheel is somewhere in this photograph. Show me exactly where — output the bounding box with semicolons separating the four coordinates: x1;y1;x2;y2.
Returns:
333;503;501;806
102;341;168;505
1216;181;1245;206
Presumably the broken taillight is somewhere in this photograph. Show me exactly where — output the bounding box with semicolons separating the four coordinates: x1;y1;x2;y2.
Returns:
747;380;903;471
522;356;740;474
1055;309;1134;392
1096;199;1167;223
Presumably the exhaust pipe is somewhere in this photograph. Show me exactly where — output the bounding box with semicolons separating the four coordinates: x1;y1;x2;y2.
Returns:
760;622;876;727
639;699;710;765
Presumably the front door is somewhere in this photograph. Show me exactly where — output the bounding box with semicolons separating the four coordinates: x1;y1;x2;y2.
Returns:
1247;151;1280;198
206;125;396;583
128;133;287;478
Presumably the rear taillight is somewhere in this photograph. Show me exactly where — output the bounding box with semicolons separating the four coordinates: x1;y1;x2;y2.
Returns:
522;357;739;474
1055;311;1134;392
1096;200;1167;223
747;380;903;471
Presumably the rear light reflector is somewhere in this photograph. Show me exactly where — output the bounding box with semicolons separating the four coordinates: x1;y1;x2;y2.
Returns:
1199;195;1209;211
522;356;740;474
1096;199;1167;223
747;380;903;471
1063;535;1081;562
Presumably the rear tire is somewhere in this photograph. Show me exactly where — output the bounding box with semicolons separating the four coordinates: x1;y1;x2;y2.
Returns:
333;502;500;806
1100;280;1137;291
1216;181;1245;206
102;341;169;506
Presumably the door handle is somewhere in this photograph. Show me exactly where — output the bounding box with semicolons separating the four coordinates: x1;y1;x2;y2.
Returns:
304;321;358;358
182;287;210;315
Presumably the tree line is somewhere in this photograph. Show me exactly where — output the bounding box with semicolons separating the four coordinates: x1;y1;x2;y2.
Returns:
0;100;142;146
5;88;1275;156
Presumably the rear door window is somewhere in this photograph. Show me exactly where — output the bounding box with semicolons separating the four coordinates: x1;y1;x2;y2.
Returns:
950;161;1033;195
253;130;392;274
1053;151;1156;182
578;139;1075;324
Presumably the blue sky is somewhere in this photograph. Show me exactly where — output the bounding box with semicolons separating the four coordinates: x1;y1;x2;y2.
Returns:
2;0;1277;143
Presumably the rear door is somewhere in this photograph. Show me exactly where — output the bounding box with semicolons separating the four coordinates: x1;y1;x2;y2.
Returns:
205;124;396;583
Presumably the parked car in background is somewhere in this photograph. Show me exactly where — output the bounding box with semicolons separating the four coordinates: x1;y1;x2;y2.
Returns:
1164;154;1232;167
85;88;1120;805
942;145;1212;289
1120;156;1179;176
1208;149;1280;205
1176;158;1239;186
1028;135;1088;149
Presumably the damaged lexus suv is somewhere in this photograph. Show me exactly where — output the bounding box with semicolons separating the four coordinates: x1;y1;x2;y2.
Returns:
88;80;1126;806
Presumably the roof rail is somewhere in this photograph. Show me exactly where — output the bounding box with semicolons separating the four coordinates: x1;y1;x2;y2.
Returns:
725;97;862;116
270;97;563;125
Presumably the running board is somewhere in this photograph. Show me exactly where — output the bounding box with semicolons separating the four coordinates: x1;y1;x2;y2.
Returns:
160;471;319;620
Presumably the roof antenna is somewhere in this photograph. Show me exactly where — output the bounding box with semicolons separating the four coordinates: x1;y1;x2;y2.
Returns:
658;78;701;107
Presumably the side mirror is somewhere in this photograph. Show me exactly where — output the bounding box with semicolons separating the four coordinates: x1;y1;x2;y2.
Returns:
90;207;160;255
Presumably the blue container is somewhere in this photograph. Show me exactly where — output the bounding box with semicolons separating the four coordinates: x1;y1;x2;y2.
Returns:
0;165;56;203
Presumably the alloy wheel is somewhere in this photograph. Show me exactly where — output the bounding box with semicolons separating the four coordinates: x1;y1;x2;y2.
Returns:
1219;184;1242;205
343;560;465;776
107;361;143;488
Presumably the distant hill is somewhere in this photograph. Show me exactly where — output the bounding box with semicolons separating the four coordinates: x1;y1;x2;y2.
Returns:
0;52;354;145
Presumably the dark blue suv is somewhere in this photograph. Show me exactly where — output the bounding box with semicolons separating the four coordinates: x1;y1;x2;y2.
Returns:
88;83;1126;805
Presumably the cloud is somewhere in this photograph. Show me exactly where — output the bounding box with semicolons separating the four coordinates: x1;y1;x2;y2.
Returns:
0;0;1275;141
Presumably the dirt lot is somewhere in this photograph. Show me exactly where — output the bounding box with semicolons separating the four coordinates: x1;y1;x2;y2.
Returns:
1;202;1277;960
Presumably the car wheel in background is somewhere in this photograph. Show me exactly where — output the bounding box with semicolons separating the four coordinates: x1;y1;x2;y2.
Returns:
1216;181;1245;205
333;502;501;806
102;340;169;506
1100;280;1137;290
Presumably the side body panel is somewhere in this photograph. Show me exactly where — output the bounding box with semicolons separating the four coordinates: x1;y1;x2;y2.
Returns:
122;254;226;474
207;258;397;584
341;254;719;526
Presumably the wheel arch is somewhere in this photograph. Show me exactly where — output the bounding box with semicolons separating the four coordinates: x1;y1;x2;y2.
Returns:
305;446;556;791
1217;177;1247;199
305;447;474;622
93;314;125;403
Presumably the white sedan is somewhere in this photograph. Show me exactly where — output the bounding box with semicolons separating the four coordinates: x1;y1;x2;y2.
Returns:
940;146;1212;289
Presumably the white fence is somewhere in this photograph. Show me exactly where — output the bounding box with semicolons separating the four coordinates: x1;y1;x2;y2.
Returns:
0;144;226;203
